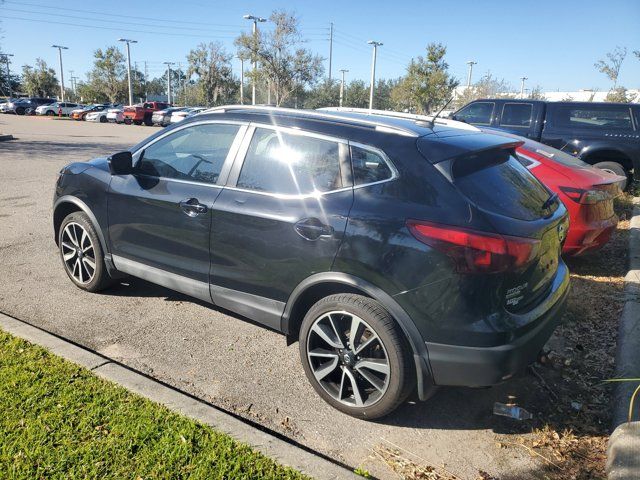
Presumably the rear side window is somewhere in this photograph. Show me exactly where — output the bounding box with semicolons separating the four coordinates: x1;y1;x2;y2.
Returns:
500;103;532;127
553;106;634;131
351;145;394;185
453;149;554;221
137;123;240;184
455;102;494;125
237;128;342;195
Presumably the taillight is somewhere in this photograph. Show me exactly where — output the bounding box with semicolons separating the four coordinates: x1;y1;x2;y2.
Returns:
406;220;540;274
559;186;611;205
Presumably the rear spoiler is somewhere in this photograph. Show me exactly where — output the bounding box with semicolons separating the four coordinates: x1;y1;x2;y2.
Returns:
417;132;523;164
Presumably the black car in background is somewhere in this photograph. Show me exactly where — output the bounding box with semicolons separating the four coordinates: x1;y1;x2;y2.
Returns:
452;99;640;188
52;107;570;419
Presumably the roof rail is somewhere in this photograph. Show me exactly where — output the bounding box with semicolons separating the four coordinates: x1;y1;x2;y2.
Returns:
199;104;419;137
318;107;480;132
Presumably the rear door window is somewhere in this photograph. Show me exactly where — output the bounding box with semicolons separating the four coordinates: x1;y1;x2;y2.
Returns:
236;128;343;195
454;102;495;125
453;149;554;221
553;105;634;131
500;103;532;127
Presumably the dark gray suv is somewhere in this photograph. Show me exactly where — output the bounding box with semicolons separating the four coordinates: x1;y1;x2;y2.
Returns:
53;106;570;419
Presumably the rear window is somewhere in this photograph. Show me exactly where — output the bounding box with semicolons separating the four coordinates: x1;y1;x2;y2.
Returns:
553;105;634;131
520;139;590;168
453;149;555;221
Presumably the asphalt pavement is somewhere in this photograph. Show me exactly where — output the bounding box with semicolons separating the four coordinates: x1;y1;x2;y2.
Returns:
0;114;544;479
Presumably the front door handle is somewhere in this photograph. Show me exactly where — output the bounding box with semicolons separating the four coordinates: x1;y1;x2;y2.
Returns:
295;218;334;241
179;198;208;217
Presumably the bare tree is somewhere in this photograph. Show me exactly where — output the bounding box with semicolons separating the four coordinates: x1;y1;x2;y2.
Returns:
594;46;627;88
454;72;513;107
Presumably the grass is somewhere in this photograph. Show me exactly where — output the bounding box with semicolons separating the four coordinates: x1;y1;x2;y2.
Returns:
0;330;309;480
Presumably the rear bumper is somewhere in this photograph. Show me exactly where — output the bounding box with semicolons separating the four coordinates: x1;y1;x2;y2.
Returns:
563;214;618;256
425;262;570;387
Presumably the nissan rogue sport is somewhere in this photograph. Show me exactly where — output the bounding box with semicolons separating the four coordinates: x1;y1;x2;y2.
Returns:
53;106;570;419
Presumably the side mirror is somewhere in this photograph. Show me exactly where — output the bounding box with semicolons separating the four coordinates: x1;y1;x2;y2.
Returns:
450;114;457;121
108;151;133;175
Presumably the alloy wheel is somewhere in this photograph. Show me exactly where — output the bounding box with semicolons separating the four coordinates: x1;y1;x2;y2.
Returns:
61;222;96;284
306;311;390;407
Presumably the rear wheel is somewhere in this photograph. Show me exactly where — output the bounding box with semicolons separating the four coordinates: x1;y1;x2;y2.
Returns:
58;212;114;292
15;107;24;115
99;115;107;123
133;120;142;125
299;294;415;419
46;110;55;116
593;161;628;190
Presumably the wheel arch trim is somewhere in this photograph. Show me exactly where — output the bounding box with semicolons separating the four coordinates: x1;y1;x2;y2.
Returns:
53;196;109;256
281;272;434;399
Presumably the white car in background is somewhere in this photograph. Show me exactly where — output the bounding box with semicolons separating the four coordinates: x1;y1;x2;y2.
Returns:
169;107;206;124
85;110;109;123
35;102;81;116
106;107;125;124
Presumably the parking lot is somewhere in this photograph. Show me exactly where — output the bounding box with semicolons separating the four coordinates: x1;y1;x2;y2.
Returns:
0;114;632;479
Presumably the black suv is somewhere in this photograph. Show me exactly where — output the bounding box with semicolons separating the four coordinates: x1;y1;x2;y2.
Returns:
53;106;570;418
452;99;640;189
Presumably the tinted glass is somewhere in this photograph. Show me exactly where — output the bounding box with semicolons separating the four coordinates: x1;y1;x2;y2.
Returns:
554;106;633;130
351;145;393;185
453;150;554;220
237;128;342;195
455;102;494;124
500;103;532;127
137;123;240;184
520;138;591;167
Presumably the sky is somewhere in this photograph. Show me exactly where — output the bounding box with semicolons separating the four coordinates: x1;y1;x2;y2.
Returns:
1;0;639;93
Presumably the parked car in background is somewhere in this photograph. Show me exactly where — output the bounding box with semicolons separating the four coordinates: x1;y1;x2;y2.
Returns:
106;107;125;124
169;107;206;123
52;106;569;419
451;99;640;189
152;107;186;127
71;104;110;121
123;101;169;126
35;102;81;116
5;97;56;115
484;128;625;256
86;105;121;123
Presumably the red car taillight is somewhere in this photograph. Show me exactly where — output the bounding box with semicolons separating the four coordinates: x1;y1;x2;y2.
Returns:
559;186;615;205
406;220;540;274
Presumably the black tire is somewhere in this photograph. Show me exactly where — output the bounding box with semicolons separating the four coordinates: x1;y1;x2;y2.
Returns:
46;110;55;116
133;120;142;126
299;293;415;419
99;115;107;123
593;161;629;190
15;107;24;115
58;212;114;292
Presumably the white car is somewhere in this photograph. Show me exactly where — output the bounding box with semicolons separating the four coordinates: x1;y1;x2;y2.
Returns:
35;102;82;116
106;108;125;124
169;107;206;124
85;110;109;123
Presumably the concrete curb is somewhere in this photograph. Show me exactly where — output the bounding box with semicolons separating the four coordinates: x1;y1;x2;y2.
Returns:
608;197;640;479
0;312;359;480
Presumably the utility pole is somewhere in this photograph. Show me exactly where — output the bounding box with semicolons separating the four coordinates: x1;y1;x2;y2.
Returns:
239;57;244;104
118;38;137;106
0;53;14;98
243;14;266;105
466;60;477;88
339;69;348;107
328;22;333;81
144;61;148;101
367;40;382;111
51;45;69;101
520;76;528;97
71;76;79;95
163;62;175;104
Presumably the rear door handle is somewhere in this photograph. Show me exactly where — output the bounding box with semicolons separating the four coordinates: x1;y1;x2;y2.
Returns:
295;218;334;241
179;198;208;217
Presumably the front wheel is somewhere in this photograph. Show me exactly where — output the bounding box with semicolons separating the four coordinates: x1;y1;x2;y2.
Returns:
58;212;114;292
99;115;107;123
299;294;415;419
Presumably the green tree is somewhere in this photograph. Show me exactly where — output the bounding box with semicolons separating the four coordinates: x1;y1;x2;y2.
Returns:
21;59;59;97
186;42;235;106
235;10;324;106
343;79;369;108
86;46;127;103
594;46;627;89
75;81;109;103
454;72;513;107
390;43;458;114
303;79;340;109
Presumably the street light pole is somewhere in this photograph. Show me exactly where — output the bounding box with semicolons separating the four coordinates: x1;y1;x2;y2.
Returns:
367;40;382;111
520;76;528;97
0;53;14;98
51;45;68;102
163;62;175;104
328;22;333;81
339;69;348;107
243;14;266;105
466;60;477;88
118;39;137;106
239;57;244;104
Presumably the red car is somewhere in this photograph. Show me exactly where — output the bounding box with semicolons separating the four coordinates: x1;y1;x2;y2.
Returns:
514;138;624;256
